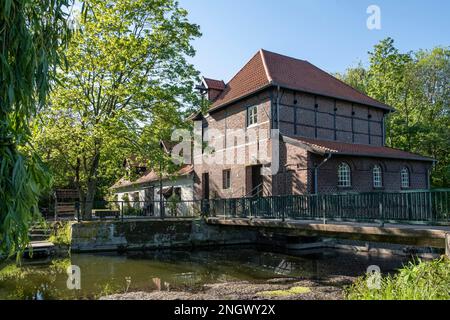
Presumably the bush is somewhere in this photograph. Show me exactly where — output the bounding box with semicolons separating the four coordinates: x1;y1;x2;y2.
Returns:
345;258;450;300
48;222;72;246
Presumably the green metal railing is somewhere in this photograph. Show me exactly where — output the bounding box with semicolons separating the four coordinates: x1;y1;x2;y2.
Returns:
208;189;450;224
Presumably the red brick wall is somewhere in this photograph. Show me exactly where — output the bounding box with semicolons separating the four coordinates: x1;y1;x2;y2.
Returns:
193;87;430;199
275;89;385;146
193;90;273;199
311;154;431;193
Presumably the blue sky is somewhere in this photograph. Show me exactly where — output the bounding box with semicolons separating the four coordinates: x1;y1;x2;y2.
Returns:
179;0;450;82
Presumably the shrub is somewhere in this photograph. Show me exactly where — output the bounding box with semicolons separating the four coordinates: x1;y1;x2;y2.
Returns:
48;222;72;246
345;258;450;300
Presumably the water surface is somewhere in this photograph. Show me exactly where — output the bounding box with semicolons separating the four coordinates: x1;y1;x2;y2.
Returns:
0;247;413;300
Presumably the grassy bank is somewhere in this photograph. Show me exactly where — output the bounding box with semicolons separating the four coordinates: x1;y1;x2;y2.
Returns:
345;258;450;300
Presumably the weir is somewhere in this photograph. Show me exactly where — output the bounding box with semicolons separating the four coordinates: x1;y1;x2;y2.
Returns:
69;218;450;257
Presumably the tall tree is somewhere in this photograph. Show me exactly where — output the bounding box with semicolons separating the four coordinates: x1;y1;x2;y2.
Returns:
33;0;201;217
338;38;450;187
0;0;71;256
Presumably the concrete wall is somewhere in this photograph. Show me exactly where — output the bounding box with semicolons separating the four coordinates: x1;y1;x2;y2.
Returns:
71;220;258;252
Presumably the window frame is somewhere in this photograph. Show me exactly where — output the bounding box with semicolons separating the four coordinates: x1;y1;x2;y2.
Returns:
401;167;410;189
222;169;231;190
337;162;352;188
373;165;383;189
247;105;258;127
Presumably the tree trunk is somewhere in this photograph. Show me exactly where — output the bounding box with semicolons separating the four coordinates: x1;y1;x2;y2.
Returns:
84;179;97;219
83;152;101;219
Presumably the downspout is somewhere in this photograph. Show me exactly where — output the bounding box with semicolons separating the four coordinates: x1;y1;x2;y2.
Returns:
314;153;332;194
276;85;281;130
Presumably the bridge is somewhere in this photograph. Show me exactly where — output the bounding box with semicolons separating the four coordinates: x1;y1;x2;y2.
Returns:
206;218;450;252
74;189;450;256
206;189;450;255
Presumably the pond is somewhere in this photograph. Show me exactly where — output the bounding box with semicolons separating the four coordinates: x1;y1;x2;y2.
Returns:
0;247;414;300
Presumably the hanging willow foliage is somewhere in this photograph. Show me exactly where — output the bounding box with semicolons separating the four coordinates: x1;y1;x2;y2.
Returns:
0;0;72;257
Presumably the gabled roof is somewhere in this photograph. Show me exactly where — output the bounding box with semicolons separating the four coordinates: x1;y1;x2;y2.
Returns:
203;77;225;91
111;165;194;191
210;49;393;112
283;135;435;162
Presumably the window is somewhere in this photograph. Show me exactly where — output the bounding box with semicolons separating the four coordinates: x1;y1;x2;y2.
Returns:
202;120;208;152
223;169;231;190
338;162;351;188
373;165;383;188
401;167;410;188
247;105;258;126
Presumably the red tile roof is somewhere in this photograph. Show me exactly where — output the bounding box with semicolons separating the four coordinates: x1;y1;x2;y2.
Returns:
283;135;434;162
211;50;271;110
210;49;393;112
112;165;194;190
203;77;225;91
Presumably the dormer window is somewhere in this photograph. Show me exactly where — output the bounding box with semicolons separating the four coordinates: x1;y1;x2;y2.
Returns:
247;105;258;127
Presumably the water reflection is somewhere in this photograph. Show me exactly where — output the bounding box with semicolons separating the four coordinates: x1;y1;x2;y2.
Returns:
0;247;412;300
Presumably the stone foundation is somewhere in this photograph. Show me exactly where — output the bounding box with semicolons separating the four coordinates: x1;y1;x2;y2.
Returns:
71;219;258;252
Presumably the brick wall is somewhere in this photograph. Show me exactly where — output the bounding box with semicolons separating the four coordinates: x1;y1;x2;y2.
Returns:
311;154;431;193
193;87;430;199
193;90;273;199
275;89;385;146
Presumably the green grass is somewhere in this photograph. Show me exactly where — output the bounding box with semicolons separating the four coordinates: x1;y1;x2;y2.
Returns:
345;258;450;300
258;286;311;297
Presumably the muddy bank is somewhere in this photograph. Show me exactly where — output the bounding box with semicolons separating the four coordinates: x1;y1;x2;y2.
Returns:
100;276;354;300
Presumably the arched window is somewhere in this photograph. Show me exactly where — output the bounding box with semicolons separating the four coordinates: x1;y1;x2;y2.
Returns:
373;165;383;188
338;162;351;188
401;167;410;188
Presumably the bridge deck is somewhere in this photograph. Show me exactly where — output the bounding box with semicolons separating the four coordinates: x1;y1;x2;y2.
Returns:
206;218;450;249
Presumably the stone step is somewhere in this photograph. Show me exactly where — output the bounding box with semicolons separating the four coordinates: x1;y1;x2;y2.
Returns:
29;234;50;241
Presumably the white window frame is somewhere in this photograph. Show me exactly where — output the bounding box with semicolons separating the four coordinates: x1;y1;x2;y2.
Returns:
247;105;258;127
401;167;410;189
373;165;383;188
338;162;352;188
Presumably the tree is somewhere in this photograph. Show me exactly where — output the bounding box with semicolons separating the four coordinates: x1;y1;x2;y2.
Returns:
334;61;369;94
337;38;450;187
33;0;201;217
0;0;71;256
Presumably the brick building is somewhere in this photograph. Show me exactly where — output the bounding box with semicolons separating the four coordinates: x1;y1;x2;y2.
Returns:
192;50;434;200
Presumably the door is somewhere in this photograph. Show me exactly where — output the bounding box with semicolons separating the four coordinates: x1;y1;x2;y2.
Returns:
249;165;263;197
252;165;263;197
202;172;210;199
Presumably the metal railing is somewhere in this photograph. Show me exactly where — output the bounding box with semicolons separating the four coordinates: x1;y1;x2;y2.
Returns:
208;189;450;225
71;189;450;225
75;199;207;221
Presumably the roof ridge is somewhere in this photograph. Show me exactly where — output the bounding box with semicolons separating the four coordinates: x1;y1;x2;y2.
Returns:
212;50;270;104
259;49;273;83
225;50;268;85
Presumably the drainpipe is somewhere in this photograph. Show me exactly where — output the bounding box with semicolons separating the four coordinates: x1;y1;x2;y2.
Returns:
314;153;332;194
276;85;281;130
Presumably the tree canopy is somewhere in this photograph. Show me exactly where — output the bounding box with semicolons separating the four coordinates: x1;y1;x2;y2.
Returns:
0;0;71;256
336;38;450;187
33;0;201;217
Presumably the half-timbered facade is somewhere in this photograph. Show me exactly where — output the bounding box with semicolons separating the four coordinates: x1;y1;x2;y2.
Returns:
192;49;434;199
